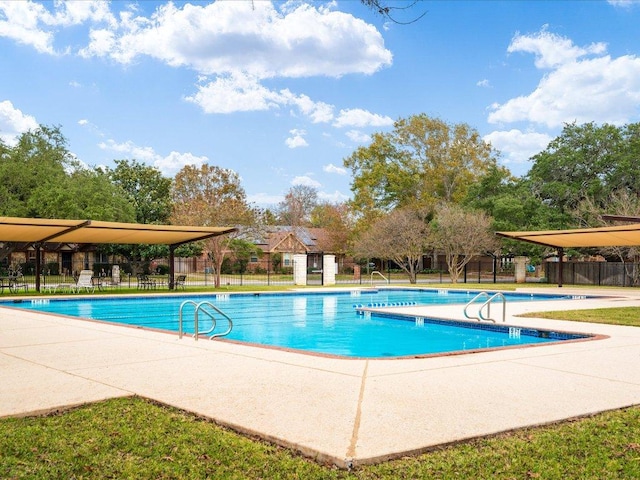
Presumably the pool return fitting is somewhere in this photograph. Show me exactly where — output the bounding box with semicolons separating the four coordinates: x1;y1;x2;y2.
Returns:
178;300;233;340
463;291;507;323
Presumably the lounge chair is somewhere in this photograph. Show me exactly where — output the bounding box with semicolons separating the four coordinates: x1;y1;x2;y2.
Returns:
9;273;28;293
100;271;121;289
72;270;95;293
175;274;187;290
137;274;156;290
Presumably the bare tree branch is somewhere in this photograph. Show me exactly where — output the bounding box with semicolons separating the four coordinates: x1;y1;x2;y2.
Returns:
361;0;427;25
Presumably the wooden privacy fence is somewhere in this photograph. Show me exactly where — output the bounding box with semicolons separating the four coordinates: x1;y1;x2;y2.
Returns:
545;262;640;287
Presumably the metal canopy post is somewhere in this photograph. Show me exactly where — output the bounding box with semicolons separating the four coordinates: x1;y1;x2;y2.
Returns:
558;247;564;288
169;245;176;290
35;243;42;292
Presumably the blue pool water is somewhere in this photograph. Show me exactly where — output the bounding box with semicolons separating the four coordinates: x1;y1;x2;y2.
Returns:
2;289;590;358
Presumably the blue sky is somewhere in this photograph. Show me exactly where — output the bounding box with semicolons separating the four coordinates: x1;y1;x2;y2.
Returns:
1;1;640;209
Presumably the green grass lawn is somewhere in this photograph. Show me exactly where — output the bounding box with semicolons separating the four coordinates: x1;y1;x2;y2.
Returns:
2;397;639;479
3;286;640;478
519;306;640;327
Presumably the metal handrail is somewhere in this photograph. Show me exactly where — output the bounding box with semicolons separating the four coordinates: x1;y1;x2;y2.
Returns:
370;271;390;285
463;291;507;323
463;291;490;321
197;301;233;340
479;292;506;323
179;300;233;340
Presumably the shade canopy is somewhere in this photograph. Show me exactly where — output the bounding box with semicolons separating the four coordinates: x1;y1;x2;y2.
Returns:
0;217;236;246
496;223;640;249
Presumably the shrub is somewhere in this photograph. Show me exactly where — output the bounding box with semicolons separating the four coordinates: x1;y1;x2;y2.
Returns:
156;264;170;275
45;261;60;275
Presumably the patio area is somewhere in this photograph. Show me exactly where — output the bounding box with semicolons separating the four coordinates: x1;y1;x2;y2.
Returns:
2;287;640;467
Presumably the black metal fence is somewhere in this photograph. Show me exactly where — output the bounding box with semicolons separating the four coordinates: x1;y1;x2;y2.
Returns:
7;256;540;292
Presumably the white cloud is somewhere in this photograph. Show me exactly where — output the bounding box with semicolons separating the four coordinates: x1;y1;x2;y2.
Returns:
508;27;606;69
283;91;334;123
607;0;640;8
477;79;491;88
79;1;392;78
77;117;105;137
1;2;393;133
484;129;551;166
98;139;205;176
318;190;349;203
74;1;392;126
0;1;115;55
154;151;207;177
285;129;308;149
345;129;371;143
333;108;393;128
186;73;282;114
323;163;347;175
0;2;58;54
291;175;321;188
247;192;283;207
186;74;337;123
489;29;640;128
0;100;38;145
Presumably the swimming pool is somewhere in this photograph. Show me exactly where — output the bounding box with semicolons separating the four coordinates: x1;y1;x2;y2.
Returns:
2;288;591;358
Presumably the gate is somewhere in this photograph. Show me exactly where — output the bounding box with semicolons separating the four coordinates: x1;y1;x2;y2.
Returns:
307;253;323;286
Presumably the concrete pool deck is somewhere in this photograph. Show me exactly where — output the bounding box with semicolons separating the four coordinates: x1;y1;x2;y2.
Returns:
2;287;640;467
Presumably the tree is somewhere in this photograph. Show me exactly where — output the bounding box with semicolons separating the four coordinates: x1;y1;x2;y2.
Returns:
107;159;172;224
574;190;640;285
431;203;497;283
277;185;318;227
309;202;354;255
0;125;135;262
606;123;640;195
33;167;135;222
463;164;553;261
171;164;256;287
99;159;174;272
0;125;135;221
353;207;431;283
526;122;623;226
0;125;73;218
361;0;427;24
227;238;262;274
344;114;498;226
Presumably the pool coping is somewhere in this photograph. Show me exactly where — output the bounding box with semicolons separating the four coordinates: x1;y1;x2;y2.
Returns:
2;286;640;468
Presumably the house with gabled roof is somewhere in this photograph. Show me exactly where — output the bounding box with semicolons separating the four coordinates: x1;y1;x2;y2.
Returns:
241;226;352;273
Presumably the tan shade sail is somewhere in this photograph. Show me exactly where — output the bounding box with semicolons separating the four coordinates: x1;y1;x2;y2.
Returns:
0;217;236;246
496;223;640;248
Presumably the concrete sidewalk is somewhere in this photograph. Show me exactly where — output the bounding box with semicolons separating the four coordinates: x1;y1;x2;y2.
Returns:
2;287;640;467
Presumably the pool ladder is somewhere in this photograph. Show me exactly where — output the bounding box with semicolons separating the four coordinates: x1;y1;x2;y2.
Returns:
463;291;506;323
178;300;233;341
370;271;390;285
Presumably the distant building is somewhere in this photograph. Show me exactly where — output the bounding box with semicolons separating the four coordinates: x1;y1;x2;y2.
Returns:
244;226;353;273
0;242;114;277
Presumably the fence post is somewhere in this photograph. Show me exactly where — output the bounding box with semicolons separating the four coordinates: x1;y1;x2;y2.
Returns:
598;263;601;286
493;255;497;284
478;260;481;283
